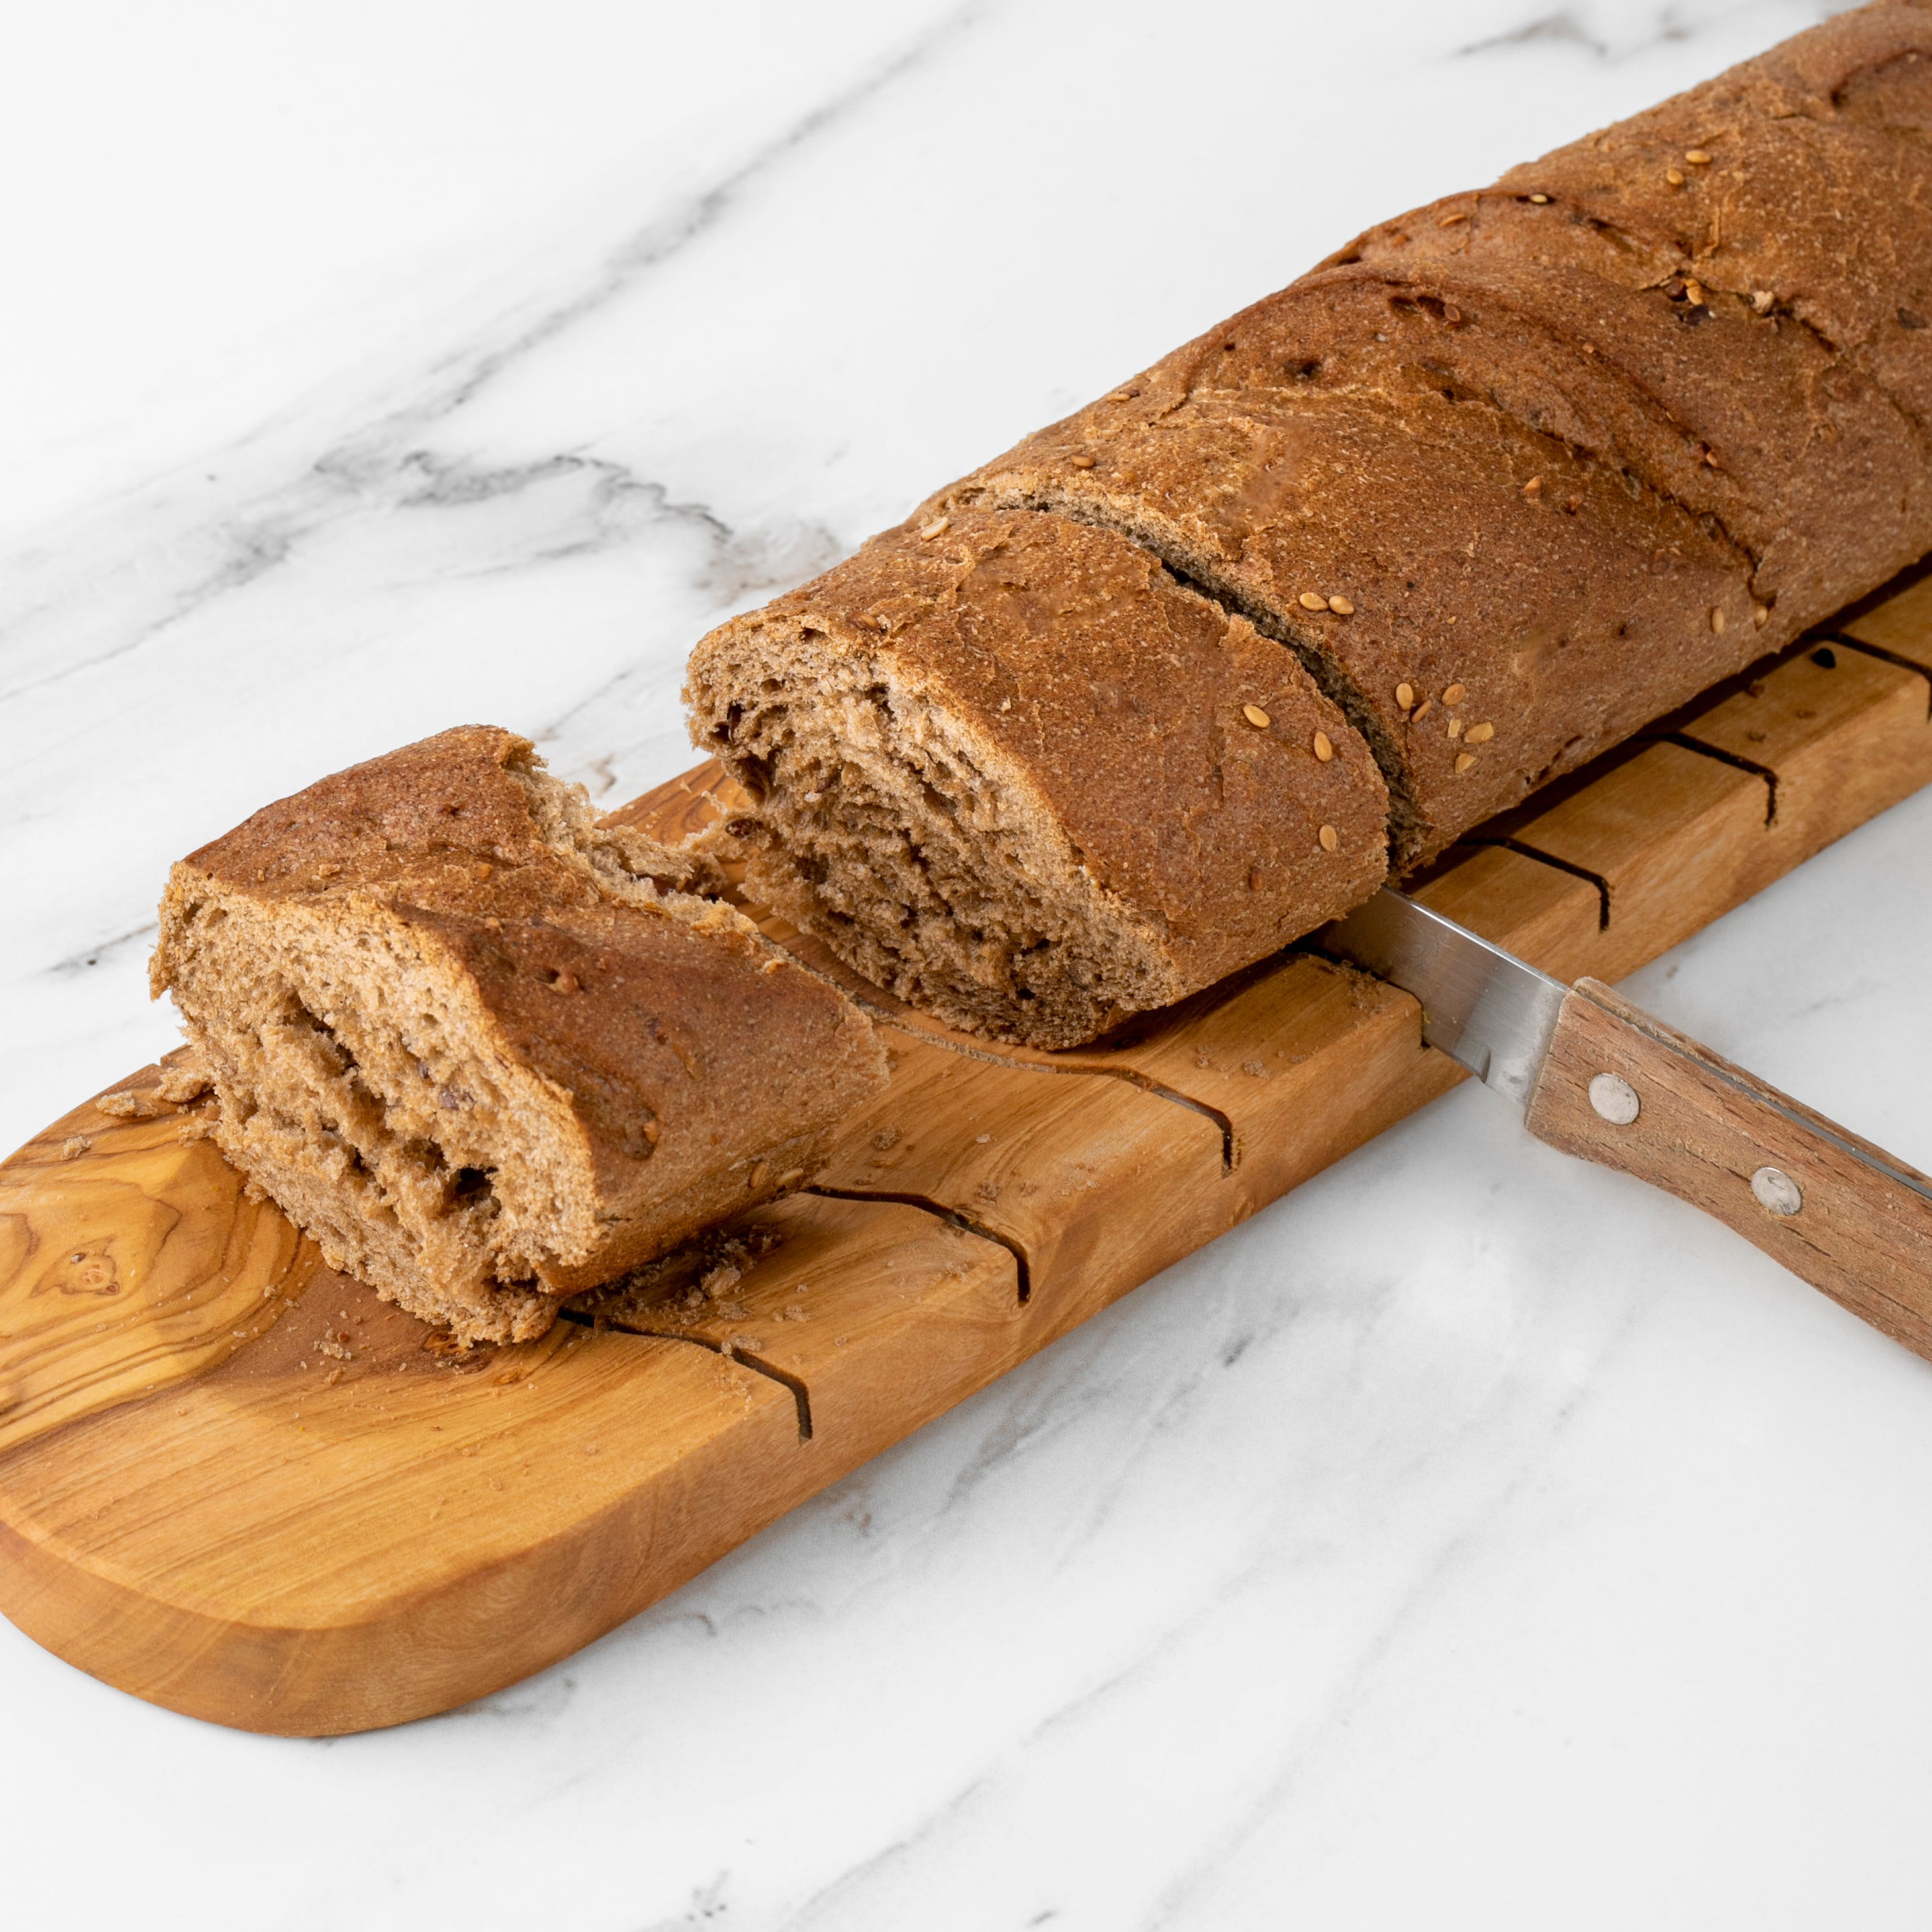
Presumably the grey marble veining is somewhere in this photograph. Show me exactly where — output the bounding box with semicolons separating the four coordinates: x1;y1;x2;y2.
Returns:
6;3;1930;1927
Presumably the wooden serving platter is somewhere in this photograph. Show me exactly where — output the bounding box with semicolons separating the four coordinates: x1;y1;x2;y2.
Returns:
5;569;1931;1734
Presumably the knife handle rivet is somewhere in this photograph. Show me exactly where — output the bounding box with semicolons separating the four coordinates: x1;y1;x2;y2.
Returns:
1587;1072;1641;1125
1750;1166;1803;1217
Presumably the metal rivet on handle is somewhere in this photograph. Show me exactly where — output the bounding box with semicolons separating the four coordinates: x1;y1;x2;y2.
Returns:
1751;1166;1803;1217
1588;1072;1640;1125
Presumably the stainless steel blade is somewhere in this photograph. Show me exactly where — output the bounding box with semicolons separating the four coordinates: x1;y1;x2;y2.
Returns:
1318;887;1568;1108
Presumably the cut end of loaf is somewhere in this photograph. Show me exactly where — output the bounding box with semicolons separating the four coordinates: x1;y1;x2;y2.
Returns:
159;886;576;1341
693;621;1181;1048
152;727;888;1343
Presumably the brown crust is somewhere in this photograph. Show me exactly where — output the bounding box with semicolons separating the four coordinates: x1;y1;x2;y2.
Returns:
688;509;1388;1043
933;359;1746;860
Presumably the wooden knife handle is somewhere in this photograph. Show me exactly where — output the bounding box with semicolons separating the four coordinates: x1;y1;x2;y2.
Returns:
1524;977;1932;1360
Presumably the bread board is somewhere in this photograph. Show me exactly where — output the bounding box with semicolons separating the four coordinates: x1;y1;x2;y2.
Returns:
4;568;1930;1734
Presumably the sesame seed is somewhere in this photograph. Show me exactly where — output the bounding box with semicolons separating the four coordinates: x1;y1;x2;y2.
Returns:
1395;681;1415;710
1411;698;1433;722
1442;682;1467;705
1465;721;1495;744
1751;290;1775;313
1448;717;1464;739
1313;730;1335;761
918;516;950;540
1753;604;1771;627
1298;591;1328;611
1243;703;1272;728
1684;279;1706;307
1685;149;1712;165
1529;193;1550;204
1710;606;1726;634
1523;476;1543;497
1327;594;1355;614
1318;824;1339;853
1455;751;1476;773
1439;212;1469;227
1070;454;1096;470
1247;865;1264;890
1666;168;1685;188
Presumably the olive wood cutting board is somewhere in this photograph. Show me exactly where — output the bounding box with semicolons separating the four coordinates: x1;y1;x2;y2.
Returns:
4;570;1931;1735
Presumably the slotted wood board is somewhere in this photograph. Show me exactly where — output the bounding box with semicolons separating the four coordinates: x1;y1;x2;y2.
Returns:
5;571;1931;1735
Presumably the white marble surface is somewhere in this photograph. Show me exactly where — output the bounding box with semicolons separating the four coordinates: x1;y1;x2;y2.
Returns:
7;2;1932;1925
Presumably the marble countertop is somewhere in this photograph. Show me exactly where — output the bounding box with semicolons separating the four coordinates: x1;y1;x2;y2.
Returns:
7;3;1932;1925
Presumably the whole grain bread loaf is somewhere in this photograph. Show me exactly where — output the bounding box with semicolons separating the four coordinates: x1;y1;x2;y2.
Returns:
687;508;1388;1046
151;727;888;1342
688;1;1932;1041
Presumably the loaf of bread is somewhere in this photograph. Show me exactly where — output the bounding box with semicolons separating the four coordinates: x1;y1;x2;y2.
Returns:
151;727;888;1342
687;508;1388;1046
689;1;1932;1041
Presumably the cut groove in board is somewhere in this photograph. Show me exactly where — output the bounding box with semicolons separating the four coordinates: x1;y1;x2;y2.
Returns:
1826;636;1932;717
1653;731;1779;824
1452;837;1613;930
3;572;1932;1734
559;1306;817;1442
804;1185;1032;1305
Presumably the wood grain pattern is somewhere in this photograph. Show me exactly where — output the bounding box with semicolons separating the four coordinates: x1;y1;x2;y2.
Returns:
3;603;1931;1734
0;1090;315;1454
1527;979;1932;1358
0;1158;1019;1734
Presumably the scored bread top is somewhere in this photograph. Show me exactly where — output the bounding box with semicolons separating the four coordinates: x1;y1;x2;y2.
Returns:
163;725;885;1211
690;507;1390;1025
924;1;1932;863
1335;0;1932;617
934;364;1746;864
1483;3;1932;422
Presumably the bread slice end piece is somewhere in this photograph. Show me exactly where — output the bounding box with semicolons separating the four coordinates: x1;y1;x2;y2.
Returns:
151;727;890;1343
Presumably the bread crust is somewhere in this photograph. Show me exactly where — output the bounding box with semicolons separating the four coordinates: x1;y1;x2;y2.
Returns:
153;726;888;1340
935;362;1745;861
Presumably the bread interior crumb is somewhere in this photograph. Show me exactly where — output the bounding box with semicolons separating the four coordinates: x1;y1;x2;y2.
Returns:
696;628;1183;1048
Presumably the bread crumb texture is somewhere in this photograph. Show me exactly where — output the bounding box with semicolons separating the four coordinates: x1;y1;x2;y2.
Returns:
150;727;888;1343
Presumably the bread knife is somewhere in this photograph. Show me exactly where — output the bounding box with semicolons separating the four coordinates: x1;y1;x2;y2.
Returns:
1320;888;1932;1359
